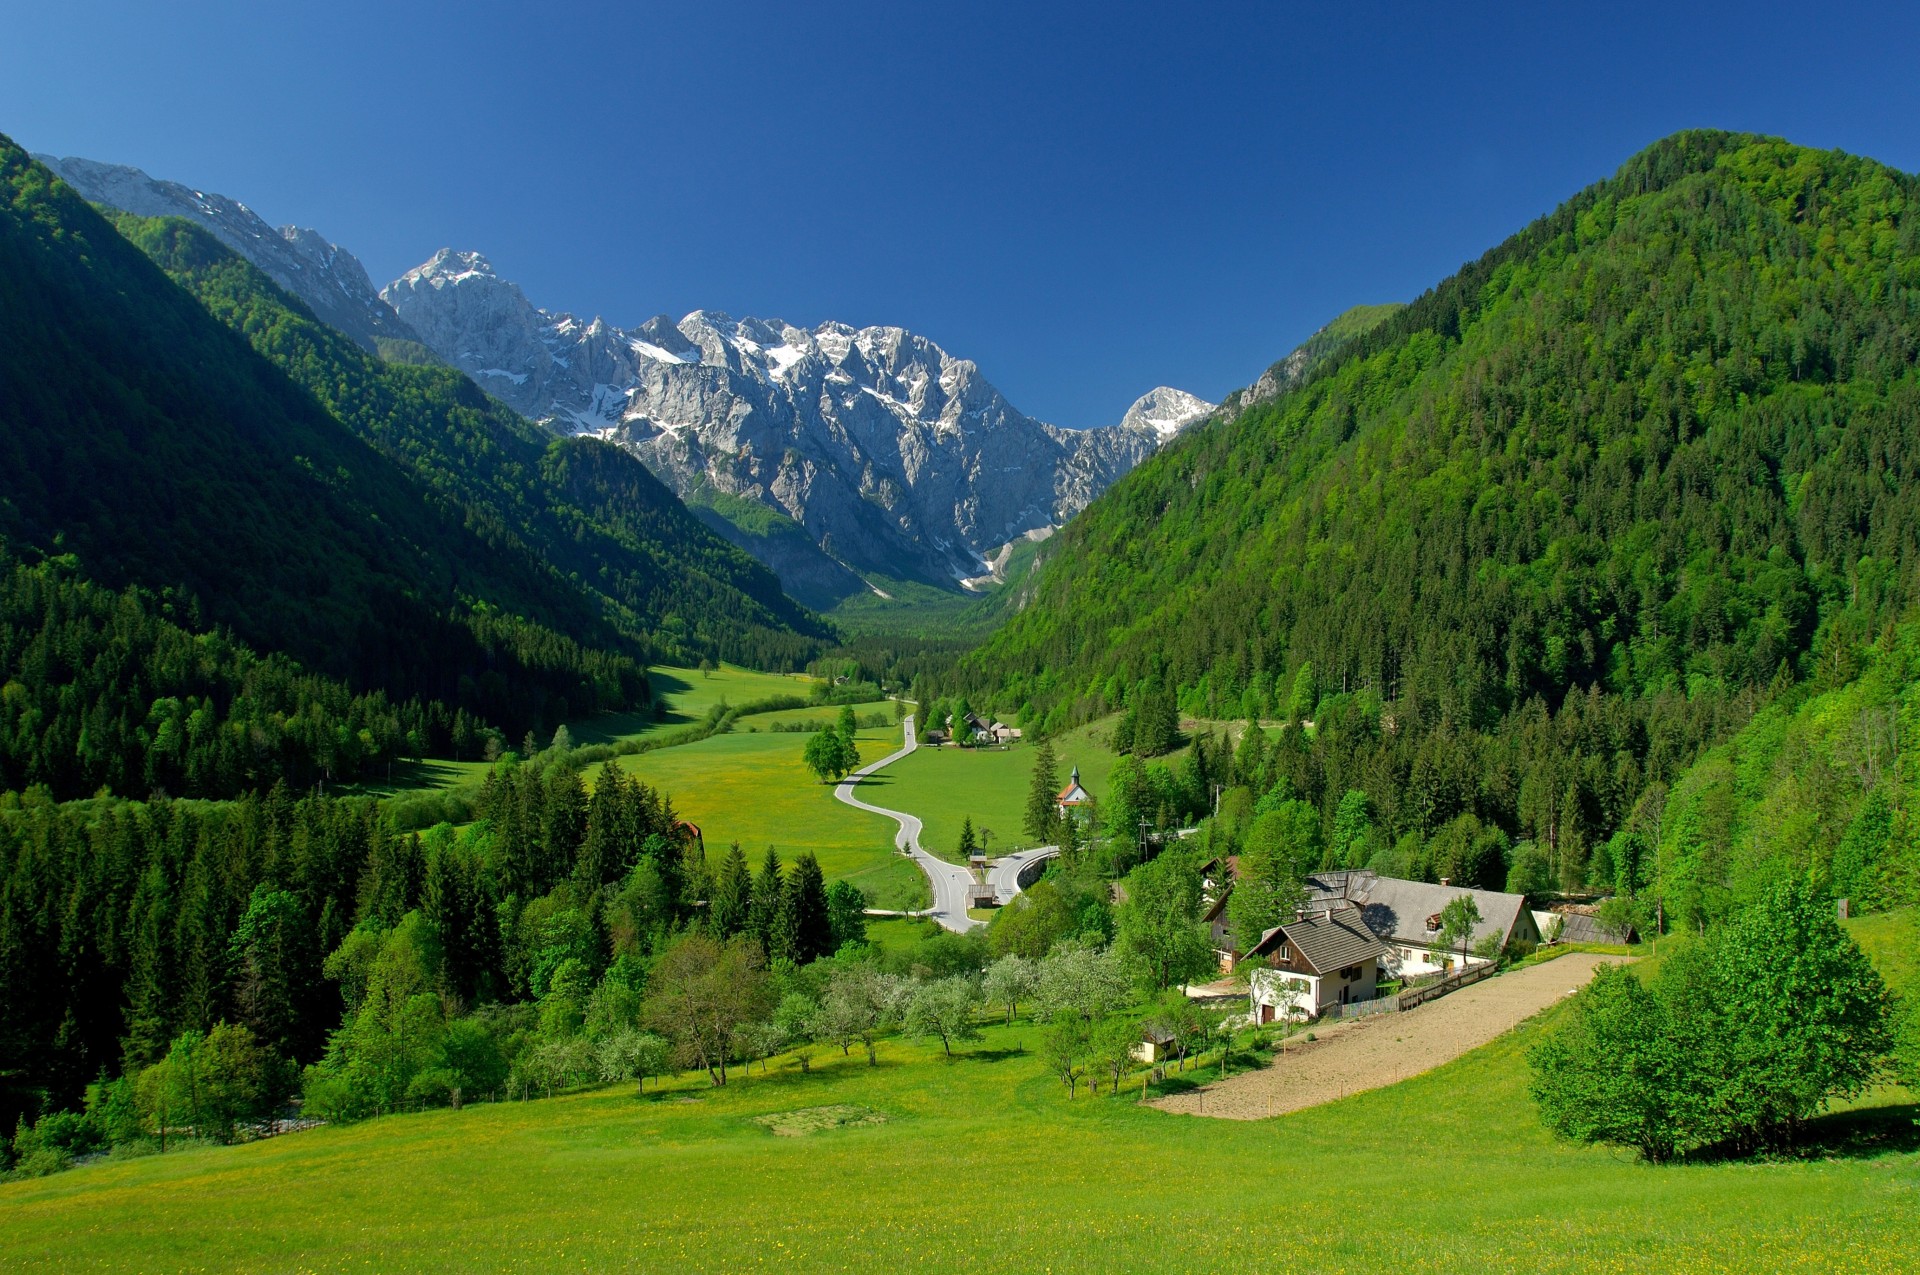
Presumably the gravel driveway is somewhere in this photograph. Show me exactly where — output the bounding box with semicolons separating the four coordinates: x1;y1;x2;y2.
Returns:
1152;952;1623;1120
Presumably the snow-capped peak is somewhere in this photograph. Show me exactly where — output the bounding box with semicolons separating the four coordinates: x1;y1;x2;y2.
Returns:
1118;386;1215;439
397;248;501;288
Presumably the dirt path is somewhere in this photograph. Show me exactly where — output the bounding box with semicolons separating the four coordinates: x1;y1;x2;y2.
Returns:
1153;952;1623;1120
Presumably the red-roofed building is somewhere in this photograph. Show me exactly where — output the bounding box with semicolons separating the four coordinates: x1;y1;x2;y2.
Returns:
1056;766;1092;818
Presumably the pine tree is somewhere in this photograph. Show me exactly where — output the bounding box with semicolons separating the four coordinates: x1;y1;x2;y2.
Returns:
578;763;627;889
543;767;587;880
710;843;752;938
958;817;979;859
779;853;834;964
1025;740;1060;845
121;858;174;1069
748;848;784;955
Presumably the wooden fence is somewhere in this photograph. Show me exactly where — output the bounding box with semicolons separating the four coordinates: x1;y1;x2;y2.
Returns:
1397;961;1495;1010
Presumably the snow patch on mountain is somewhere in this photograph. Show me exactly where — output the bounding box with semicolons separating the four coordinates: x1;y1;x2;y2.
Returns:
383;247;1215;598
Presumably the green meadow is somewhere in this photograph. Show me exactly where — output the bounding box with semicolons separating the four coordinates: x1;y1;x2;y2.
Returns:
609;716;926;909
569;664;822;747
2;928;1913;1275
871;715;1143;859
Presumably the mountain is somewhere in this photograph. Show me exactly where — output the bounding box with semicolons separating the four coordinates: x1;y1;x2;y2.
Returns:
107;209;825;670
1214;302;1403;417
959;131;1920;900
1;139;823;745
34;154;425;356
384;250;1213;607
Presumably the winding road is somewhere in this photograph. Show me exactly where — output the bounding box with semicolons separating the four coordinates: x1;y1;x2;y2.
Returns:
833;714;983;933
988;847;1059;898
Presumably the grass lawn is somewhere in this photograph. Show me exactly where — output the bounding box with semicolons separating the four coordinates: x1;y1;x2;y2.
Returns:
3;982;1913;1273
862;916;941;958
605;718;926;909
1848;908;1918;992
568;664;822;748
869;715;1149;860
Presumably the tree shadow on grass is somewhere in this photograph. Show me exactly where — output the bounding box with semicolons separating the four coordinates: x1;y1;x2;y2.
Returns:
959;1047;1027;1064
1149;1075;1207;1096
1689;1102;1920;1163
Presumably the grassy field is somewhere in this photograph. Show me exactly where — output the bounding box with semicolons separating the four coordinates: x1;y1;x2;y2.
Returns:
870;715;1146;860
2;954;1913;1274
569;664;821;747
607;717;927;910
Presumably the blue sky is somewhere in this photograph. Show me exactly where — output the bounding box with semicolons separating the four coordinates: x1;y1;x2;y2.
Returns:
6;1;1919;426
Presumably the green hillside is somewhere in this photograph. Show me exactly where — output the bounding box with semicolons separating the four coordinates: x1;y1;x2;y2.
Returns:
0;137;673;743
106;206;827;670
0;961;1912;1274
962;131;1920;908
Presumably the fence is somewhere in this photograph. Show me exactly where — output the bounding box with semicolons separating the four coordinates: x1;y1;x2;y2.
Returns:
1397;961;1494;1010
1325;994;1401;1021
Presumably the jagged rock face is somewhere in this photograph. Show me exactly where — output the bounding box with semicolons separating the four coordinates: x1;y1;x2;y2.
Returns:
386;250;1213;590
35;155;421;354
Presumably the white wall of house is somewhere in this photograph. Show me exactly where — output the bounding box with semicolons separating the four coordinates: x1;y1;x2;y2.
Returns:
1381;943;1489;980
1249;959;1379;1020
1250;968;1322;1022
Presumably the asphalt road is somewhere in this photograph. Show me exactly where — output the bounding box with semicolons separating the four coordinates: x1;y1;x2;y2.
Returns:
833;714;983;933
987;847;1059;899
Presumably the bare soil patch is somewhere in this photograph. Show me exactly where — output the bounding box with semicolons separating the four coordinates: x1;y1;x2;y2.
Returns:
749;1104;890;1136
1154;952;1624;1121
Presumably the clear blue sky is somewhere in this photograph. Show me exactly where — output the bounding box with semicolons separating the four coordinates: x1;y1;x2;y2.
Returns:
6;1;1919;426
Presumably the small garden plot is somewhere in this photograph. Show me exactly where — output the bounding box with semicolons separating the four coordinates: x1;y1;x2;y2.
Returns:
749;1105;889;1137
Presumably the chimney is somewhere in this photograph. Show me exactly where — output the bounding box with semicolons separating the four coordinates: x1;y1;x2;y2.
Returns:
1439;877;1451;887
1294;907;1305;922
1322;907;1333;923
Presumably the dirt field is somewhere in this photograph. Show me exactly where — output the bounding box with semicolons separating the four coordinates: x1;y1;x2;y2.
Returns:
1153;952;1624;1120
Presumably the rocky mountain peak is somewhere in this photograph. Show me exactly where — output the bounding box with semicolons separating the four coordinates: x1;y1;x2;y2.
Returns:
1118;386;1215;438
383;247;1215;606
34;154;421;354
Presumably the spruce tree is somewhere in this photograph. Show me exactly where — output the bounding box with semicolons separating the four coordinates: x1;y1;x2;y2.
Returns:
711;843;753;937
578;763;627;889
748;847;785;955
780;853;834;964
1025;740;1060;845
958;817;979;859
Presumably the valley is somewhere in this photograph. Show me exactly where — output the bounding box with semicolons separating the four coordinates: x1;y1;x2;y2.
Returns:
5;27;1920;1270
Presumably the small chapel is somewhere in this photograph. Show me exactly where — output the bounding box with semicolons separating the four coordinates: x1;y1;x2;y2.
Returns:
1055;766;1092;819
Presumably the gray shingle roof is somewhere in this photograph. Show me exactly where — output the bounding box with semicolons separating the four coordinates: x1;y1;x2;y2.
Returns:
1550;911;1636;945
1351;877;1529;950
1250;906;1384;974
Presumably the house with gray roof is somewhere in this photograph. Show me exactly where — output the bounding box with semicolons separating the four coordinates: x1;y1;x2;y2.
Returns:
1346;876;1539;978
1243;905;1386;1022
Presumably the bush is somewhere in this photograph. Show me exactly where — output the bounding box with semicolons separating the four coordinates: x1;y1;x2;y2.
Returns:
1529;880;1894;1160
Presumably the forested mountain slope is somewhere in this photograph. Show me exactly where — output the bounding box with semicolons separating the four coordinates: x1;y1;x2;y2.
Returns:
0;140;824;763
963;132;1920;903
106;209;825;668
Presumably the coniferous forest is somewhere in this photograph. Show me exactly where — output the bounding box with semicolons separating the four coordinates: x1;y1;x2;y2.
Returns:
960;132;1920;926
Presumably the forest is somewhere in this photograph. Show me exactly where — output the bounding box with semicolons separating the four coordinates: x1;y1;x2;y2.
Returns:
954;132;1920;924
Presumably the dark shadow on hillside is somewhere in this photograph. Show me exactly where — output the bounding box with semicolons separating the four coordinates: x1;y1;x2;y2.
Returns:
1688;1102;1920;1163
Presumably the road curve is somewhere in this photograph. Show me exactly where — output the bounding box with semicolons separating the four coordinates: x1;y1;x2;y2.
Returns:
987;847;1059;900
833;715;982;933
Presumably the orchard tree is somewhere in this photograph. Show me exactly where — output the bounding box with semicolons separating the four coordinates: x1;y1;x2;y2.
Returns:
904;976;984;1059
1436;895;1482;970
982;954;1039;1024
